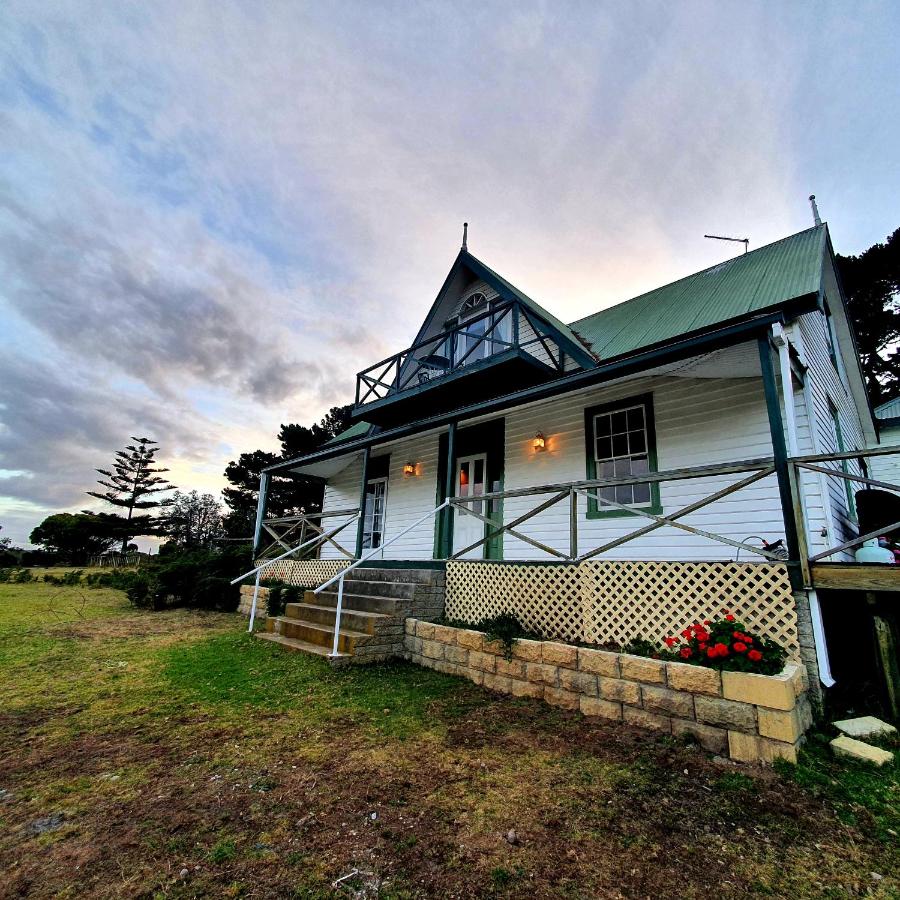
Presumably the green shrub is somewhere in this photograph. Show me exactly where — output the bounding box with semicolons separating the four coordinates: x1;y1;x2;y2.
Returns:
0;568;13;583
43;570;84;586
13;568;33;584
266;582;286;617
282;584;301;607
195;576;240;613
441;611;541;659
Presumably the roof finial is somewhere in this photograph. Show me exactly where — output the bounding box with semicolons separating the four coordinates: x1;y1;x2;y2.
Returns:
809;194;822;226
461;222;468;252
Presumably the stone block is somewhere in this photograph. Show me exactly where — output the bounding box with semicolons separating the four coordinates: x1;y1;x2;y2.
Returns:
760;737;801;765
431;624;457;645
495;657;526;679
620;655;667;684
483;673;512;695
456;629;484;651
694;696;757;733
559;669;599;696
578;648;619;677
598;677;641;706
541;641;579;668
641;685;695;719
421;639;444;661
468;651;496;674
832;716;897;740
666;662;721;696
483;638;507;656
445;645;469;666
722;669;795;711
416;621;436;640
758;706;804;743
404;618;417;635
434;660;460;677
830;735;894;767
544;687;580;710
671;719;728;754
511;639;543;662
727;730;761;763
623;706;671;733
525;663;559;686
510;679;543;700
580;696;622;721
465;668;484;687
404;635;423;655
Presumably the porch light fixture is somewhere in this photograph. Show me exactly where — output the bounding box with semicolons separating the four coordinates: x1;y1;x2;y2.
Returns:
403;462;416;476
533;432;546;452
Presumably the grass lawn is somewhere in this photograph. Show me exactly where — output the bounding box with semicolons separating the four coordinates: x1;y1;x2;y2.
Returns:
1;582;897;898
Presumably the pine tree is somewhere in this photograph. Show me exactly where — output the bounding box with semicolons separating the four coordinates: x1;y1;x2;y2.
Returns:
87;437;176;552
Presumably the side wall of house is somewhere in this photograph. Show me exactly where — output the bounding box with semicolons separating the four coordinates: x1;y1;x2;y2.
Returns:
318;456;363;560
869;423;900;490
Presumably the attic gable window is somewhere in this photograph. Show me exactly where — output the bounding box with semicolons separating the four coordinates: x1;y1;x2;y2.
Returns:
584;393;661;519
459;292;487;318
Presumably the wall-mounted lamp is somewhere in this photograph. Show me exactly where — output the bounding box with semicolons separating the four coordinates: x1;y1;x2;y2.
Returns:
403;462;417;476
533;432;546;452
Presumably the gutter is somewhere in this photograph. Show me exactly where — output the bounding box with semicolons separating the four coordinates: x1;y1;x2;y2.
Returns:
267;299;817;475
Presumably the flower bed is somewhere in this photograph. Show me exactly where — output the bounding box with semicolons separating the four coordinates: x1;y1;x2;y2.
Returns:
404;618;812;765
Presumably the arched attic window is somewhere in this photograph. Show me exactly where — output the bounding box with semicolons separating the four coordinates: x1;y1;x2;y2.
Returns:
459;291;488;319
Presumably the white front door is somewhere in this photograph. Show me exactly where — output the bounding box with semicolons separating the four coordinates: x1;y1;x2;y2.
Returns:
362;477;387;557
453;454;487;558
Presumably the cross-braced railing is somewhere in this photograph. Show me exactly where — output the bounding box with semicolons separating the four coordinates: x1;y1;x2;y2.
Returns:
256;507;359;560
354;300;569;407
447;456;785;562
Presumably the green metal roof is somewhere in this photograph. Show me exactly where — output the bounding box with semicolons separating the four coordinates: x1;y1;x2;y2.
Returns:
568;225;827;360
324;420;372;445
874;398;900;420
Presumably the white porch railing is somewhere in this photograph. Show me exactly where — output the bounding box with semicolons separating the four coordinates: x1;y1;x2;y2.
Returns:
231;513;360;632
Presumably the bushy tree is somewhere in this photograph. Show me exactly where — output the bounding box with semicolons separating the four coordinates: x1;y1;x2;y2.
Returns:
30;512;120;563
165;490;224;548
222;405;353;537
837;226;900;406
87;437;176;551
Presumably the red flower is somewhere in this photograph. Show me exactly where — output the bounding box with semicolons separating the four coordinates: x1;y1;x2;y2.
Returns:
733;642;747;653
681;629;692;639
704;620;712;626
725;614;735;622
699;642;707;650
707;646;718;658
664;636;677;647
733;631;742;639
680;647;692;659
748;649;762;662
714;642;729;656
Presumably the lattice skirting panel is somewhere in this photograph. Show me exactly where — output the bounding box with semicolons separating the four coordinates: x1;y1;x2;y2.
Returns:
446;561;799;659
254;558;351;587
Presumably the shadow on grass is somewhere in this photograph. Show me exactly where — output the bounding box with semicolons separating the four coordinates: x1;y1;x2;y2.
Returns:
160;631;483;737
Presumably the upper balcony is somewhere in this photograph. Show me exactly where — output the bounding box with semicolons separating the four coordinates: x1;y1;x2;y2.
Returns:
353;299;579;426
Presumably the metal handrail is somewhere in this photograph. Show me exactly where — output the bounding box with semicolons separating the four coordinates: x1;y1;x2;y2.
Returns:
231;514;360;632
314;498;451;657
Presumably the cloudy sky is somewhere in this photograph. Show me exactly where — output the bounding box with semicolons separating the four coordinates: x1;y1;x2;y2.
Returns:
1;2;898;547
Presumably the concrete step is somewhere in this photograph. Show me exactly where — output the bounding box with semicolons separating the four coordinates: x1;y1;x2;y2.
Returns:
303;589;404;615
256;631;345;659
284;601;386;634
347;567;436;585
274;616;368;654
337;578;418;599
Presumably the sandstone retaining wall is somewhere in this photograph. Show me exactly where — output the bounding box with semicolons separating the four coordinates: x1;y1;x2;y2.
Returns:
404;618;812;764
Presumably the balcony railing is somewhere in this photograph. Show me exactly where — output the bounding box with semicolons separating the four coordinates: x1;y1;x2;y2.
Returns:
355;299;567;408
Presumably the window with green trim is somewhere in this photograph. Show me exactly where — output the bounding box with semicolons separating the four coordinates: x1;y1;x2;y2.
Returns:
829;399;857;521
584;394;660;518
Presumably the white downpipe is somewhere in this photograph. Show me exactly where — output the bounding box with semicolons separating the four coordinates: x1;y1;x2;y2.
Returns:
316;498;451;658
772;324;799;456
807;589;836;687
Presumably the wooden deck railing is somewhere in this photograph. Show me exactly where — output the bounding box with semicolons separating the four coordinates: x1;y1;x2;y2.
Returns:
448;456;784;562
256;507;360;560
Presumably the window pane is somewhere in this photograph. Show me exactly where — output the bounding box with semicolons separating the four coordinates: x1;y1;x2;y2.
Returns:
631;455;649;475
615;484;634;505
627;406;645;430
632;482;651;505
599;486;615;504
596;436;613;460
611;410;628;434
595;415;611;438
612;433;629;457
628;429;646;454
600;459;616;478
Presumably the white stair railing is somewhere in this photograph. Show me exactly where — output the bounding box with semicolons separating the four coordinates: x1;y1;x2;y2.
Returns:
314;499;451;657
231;514;360;632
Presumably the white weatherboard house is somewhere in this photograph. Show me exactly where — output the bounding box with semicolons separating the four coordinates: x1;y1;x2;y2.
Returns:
247;220;898;713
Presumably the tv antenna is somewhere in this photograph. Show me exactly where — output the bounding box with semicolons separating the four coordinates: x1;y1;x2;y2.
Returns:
704;234;749;254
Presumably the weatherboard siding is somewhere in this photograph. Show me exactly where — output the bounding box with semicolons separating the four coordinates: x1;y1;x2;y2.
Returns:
319;457;362;560
500;374;787;561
